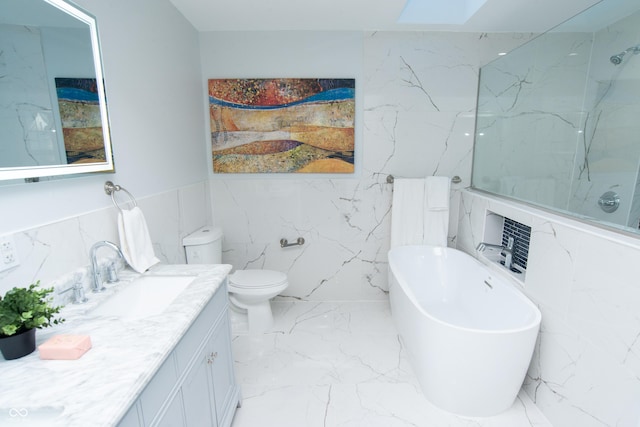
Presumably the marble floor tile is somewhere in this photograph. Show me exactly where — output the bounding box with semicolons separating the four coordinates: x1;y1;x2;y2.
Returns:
231;301;551;427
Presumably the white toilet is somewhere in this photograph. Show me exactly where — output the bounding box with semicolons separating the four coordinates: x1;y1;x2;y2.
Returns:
182;226;288;333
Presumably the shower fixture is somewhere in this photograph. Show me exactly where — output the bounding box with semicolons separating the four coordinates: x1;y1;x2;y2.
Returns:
610;45;640;65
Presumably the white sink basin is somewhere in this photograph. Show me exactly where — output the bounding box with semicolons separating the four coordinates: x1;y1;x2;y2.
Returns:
92;275;196;320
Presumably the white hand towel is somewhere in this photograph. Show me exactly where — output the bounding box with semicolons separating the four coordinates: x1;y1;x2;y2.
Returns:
423;176;450;246
117;206;160;273
390;178;426;248
425;176;450;210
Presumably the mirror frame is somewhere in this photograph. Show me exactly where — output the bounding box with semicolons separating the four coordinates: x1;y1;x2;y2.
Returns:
0;0;114;181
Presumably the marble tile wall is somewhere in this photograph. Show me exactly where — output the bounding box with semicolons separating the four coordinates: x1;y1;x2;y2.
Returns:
0;181;211;297
209;31;533;301
457;189;640;426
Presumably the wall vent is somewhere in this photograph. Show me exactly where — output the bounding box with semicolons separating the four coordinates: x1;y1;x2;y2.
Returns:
502;218;531;270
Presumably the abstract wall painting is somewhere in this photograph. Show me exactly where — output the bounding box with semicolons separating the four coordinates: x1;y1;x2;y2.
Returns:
54;77;105;164
208;78;355;173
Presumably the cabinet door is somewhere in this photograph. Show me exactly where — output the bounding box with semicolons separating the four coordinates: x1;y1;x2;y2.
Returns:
118;403;141;427
139;355;179;426
156;391;185;427
208;313;236;424
181;345;217;427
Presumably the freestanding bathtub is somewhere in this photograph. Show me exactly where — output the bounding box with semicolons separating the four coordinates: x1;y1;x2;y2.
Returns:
388;245;541;417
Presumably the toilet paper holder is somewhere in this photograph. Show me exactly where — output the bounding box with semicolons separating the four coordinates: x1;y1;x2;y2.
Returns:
280;237;305;248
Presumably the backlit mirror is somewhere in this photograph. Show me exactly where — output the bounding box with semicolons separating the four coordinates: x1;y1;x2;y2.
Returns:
0;0;113;182
473;0;640;235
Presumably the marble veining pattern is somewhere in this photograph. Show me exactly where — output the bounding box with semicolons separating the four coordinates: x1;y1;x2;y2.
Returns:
0;181;211;297
230;301;551;427
0;264;231;427
7;25;640;427
457;189;640;426
210;32;533;302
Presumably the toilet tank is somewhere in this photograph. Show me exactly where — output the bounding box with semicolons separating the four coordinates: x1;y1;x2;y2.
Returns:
182;226;223;264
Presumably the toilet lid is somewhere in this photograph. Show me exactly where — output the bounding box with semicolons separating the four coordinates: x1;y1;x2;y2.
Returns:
229;269;288;289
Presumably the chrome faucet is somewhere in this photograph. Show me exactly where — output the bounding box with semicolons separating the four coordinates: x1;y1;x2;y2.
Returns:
476;242;503;252
476;236;516;270
90;241;124;292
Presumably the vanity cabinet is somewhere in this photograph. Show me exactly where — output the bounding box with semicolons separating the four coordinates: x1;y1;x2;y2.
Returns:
182;315;236;426
118;279;241;427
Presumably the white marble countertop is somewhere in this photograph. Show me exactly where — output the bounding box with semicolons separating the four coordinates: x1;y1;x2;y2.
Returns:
0;263;232;427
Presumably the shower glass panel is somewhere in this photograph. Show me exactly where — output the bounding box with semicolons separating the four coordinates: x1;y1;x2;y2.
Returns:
473;1;640;233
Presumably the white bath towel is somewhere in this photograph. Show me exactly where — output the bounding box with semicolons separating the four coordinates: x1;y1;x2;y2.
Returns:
423;176;450;247
390;178;426;248
117;206;160;273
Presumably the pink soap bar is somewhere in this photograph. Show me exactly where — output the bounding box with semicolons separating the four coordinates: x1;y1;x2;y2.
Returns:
38;334;92;360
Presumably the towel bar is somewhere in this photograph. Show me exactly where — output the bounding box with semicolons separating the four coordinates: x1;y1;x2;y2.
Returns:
386;175;462;184
104;181;137;211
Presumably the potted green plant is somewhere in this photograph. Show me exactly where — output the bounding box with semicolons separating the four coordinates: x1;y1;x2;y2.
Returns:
0;281;64;360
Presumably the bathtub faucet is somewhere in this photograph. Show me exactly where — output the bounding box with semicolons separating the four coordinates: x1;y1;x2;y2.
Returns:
476;236;516;270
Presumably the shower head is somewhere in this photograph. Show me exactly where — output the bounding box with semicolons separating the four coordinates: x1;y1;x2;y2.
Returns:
610;45;640;65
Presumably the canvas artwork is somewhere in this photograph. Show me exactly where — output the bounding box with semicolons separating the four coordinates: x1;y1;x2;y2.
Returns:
208;78;355;173
54;77;105;164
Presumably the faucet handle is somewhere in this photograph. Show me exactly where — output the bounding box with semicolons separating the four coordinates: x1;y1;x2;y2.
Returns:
106;261;119;283
72;284;88;304
506;236;515;249
59;275;88;304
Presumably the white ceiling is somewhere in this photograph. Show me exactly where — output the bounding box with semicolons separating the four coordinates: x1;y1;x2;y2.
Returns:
168;0;601;33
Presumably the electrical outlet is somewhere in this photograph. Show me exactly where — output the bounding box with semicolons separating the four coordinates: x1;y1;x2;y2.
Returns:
0;235;20;272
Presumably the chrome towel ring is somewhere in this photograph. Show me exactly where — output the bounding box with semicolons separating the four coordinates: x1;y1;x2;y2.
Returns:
104;181;137;211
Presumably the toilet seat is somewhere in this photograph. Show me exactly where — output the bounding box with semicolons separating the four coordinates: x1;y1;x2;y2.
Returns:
229;269;288;290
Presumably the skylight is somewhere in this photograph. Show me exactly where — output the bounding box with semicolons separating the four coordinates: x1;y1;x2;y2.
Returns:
397;0;488;24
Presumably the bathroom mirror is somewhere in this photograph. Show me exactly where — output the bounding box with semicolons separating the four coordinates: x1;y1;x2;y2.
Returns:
0;0;113;182
472;0;640;235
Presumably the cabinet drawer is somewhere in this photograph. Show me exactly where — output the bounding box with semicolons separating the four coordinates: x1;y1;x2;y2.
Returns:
175;280;228;373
